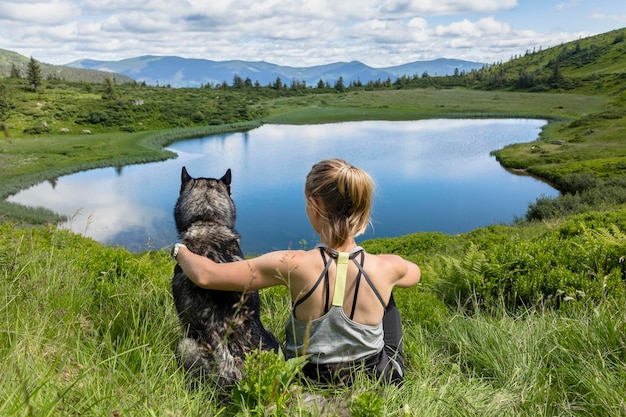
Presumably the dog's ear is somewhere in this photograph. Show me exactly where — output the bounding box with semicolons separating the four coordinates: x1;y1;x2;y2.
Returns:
221;169;232;194
220;169;232;186
181;167;192;192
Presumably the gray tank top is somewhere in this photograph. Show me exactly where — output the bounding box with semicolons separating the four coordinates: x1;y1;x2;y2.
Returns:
285;246;385;364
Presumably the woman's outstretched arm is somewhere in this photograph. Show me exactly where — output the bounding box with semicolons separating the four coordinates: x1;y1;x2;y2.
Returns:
175;245;294;291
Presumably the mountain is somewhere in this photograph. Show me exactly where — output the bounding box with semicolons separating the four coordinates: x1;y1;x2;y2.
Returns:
66;56;485;88
0;48;134;84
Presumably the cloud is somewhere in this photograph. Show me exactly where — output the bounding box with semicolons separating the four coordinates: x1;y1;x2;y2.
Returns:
0;0;621;68
590;13;626;24
0;0;76;24
555;1;580;11
434;17;511;37
380;0;517;16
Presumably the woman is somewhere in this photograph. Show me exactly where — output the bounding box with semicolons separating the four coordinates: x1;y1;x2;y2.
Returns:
173;158;420;384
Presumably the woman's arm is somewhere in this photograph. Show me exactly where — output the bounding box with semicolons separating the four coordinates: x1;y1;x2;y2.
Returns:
174;246;294;291
381;254;421;288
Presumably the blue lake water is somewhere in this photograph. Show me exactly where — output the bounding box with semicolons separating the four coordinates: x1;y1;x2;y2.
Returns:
8;119;558;254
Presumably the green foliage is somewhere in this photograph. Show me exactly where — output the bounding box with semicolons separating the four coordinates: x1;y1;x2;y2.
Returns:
429;210;626;310
430;244;504;310
0;77;266;137
231;349;307;416
349;390;384;417
526;174;626;221
362;232;456;266
3;213;626;415
394;289;450;331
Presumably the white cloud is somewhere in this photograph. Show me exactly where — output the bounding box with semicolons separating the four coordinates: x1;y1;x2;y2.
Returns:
380;0;517;16
555;1;580;12
434;17;511;37
590;13;626;24
0;0;76;24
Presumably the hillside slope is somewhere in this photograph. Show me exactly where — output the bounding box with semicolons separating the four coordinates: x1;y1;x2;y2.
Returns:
0;49;134;84
479;28;626;94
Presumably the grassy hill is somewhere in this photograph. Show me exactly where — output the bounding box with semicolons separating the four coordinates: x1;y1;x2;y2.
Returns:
0;48;134;84
481;28;626;94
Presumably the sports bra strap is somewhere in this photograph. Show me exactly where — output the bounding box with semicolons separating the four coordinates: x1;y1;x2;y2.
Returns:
331;251;349;307
292;244;386;317
293;249;331;311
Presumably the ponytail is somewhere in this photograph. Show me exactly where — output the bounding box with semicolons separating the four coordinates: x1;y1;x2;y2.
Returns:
305;159;374;248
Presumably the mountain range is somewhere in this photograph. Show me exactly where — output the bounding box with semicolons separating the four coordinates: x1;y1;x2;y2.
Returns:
65;56;486;88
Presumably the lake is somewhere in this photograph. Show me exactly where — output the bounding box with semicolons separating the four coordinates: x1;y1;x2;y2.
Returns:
8;119;558;254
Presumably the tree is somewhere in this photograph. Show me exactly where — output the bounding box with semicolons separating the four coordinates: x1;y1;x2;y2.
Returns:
26;57;43;93
232;74;244;88
549;56;563;86
103;76;117;101
10;63;21;78
334;76;345;92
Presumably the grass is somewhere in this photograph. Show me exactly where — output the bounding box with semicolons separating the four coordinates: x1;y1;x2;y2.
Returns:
2;219;625;416
259;89;606;124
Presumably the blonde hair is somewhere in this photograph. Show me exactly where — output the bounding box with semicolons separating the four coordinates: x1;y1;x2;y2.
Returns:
304;159;374;248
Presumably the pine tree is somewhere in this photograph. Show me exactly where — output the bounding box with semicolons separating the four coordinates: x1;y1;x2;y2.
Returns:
10;63;21;78
26;57;43;93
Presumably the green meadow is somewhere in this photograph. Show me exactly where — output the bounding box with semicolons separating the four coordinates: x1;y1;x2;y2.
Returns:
1;28;626;416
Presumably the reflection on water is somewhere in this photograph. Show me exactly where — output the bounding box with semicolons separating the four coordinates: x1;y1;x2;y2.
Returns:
8;119;558;254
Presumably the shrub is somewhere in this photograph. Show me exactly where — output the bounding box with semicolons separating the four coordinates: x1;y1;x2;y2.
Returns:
429;212;626;310
559;172;601;194
22;124;49;134
231;349;307;416
526;174;626;221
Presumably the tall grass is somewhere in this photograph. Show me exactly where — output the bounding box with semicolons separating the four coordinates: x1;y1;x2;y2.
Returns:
2;218;625;416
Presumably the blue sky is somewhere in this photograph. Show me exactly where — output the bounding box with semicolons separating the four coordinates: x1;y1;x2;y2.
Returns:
0;0;624;67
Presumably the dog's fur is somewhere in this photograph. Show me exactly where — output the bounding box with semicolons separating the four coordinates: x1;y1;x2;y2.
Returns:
172;166;278;389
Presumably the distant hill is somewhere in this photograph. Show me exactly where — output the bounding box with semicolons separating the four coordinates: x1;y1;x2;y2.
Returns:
0;48;134;84
65;56;485;88
475;27;626;94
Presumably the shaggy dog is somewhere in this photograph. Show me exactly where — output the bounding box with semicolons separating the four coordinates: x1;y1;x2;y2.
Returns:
172;166;278;389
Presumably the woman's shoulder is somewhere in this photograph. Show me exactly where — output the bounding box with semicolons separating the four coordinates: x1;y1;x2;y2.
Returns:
364;251;405;266
364;252;415;280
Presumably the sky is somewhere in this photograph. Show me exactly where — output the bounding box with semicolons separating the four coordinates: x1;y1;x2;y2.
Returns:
0;0;625;68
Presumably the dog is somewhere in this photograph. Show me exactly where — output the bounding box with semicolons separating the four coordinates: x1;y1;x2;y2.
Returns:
172;166;279;389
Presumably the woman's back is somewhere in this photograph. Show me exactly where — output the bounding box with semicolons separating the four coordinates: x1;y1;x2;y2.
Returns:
285;246;403;326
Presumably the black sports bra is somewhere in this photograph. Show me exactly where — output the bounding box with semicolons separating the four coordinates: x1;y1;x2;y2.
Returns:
292;244;386;320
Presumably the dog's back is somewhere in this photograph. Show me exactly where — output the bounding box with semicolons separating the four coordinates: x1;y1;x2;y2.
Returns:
172;167;278;388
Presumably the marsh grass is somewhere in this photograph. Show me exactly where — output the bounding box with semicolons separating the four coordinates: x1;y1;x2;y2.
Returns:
260;89;605;125
2;219;625;416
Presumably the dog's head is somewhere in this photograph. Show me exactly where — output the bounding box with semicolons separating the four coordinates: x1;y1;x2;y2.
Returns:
174;166;236;233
